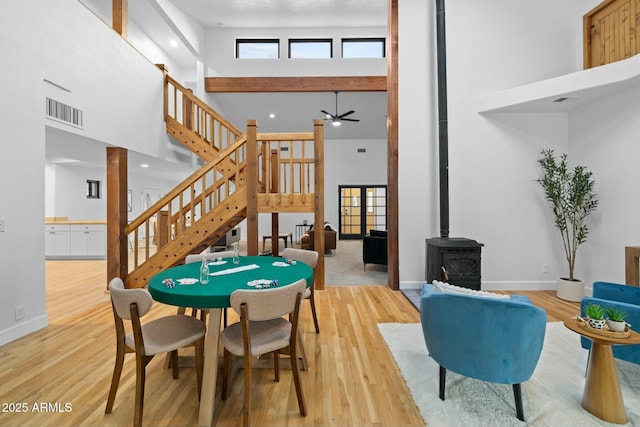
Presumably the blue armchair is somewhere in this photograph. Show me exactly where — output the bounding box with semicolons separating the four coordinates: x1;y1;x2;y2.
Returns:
419;284;547;421
580;281;640;364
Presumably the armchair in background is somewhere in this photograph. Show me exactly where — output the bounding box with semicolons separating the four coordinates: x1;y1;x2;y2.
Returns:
580;281;640;365
300;223;337;253
363;229;387;270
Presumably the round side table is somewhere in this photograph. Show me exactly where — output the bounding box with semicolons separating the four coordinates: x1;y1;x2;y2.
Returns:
563;317;640;424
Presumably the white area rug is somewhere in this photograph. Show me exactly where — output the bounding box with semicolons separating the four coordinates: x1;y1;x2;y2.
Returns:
378;322;640;427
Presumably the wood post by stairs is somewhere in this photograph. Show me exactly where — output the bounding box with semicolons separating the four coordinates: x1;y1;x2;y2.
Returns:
246;120;259;256
106;147;129;287
314;119;325;290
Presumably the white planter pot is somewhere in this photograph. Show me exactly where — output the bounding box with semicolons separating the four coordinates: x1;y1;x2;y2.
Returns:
556;277;584;302
606;319;627;332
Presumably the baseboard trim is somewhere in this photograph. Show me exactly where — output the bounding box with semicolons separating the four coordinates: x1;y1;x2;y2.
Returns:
0;314;49;346
481;281;557;291
400;280;558;291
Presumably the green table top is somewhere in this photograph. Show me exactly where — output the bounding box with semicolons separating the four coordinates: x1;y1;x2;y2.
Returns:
148;255;313;309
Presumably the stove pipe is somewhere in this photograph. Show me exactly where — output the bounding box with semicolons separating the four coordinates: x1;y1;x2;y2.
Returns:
435;0;449;238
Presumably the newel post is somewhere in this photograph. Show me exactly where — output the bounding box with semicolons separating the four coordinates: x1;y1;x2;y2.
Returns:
246;120;259;256
106;147;128;287
270;149;280;257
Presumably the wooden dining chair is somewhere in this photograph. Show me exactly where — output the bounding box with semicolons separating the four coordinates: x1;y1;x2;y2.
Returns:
281;248;320;334
105;278;206;427
220;279;307;427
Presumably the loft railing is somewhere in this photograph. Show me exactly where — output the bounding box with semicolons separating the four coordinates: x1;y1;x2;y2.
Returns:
255;133;317;213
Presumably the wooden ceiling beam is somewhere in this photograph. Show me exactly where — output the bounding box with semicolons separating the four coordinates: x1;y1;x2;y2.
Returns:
205;76;387;93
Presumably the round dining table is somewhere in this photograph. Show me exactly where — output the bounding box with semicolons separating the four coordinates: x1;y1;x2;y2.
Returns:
148;255;313;427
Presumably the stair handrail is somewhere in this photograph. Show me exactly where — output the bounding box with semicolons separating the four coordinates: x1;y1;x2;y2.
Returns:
165;74;242;153
126;134;247;267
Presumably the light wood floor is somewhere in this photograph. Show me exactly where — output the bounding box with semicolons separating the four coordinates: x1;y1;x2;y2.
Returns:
0;260;579;427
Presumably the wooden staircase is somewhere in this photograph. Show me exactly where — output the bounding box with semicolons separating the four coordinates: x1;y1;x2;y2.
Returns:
106;70;327;290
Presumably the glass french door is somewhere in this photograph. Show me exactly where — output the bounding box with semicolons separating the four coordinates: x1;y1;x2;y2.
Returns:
339;185;387;239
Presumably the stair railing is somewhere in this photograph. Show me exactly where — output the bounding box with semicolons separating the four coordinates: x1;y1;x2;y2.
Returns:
126;134;247;270
165;74;242;155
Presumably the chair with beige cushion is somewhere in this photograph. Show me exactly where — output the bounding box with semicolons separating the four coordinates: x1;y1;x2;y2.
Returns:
105;278;206;427
281;247;320;334
221;279;307;427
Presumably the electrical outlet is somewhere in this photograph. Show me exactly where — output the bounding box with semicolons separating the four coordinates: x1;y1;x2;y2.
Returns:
542;264;549;274
0;218;5;232
15;305;24;321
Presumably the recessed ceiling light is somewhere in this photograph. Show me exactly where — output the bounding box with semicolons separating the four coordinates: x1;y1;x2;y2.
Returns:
169;39;178;48
269;113;275;118
140;164;149;168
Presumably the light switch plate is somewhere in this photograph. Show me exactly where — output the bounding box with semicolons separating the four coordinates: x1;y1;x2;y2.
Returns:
0;218;4;232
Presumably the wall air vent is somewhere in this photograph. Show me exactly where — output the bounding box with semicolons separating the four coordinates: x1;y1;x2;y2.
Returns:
46;97;83;128
357;148;366;153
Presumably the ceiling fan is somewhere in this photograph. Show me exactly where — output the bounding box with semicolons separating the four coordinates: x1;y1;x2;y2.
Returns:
322;91;360;126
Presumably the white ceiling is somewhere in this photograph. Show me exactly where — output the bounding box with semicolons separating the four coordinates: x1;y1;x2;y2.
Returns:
166;0;387;29
215;91;387;139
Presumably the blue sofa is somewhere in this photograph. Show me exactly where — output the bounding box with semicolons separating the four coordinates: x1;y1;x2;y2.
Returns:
419;283;547;421
580;281;640;365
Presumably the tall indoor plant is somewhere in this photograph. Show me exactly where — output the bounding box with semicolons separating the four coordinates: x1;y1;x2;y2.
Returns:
537;149;598;301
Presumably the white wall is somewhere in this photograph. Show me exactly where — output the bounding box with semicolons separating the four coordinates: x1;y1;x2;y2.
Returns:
48;163;106;220
0;1;48;345
324;139;387;226
0;0;193;345
78;0;190;82
569;85;640;285
398;0;587;289
397;0;437;286
42;2;175;161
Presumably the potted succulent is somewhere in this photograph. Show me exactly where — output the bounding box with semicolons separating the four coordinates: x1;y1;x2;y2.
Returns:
605;306;628;332
537;149;598;302
584;304;606;330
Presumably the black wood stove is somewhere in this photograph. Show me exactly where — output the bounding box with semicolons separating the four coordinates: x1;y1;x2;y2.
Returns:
425;237;483;290
426;0;484;291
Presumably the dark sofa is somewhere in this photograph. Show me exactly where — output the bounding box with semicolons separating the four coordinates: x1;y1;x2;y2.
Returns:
363;229;388;270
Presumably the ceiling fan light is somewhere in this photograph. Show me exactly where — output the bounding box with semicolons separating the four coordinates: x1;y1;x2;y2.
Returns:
332;119;341;126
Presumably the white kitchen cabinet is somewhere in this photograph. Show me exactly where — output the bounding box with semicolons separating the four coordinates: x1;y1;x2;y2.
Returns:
45;223;105;259
70;224;105;258
45;224;70;257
